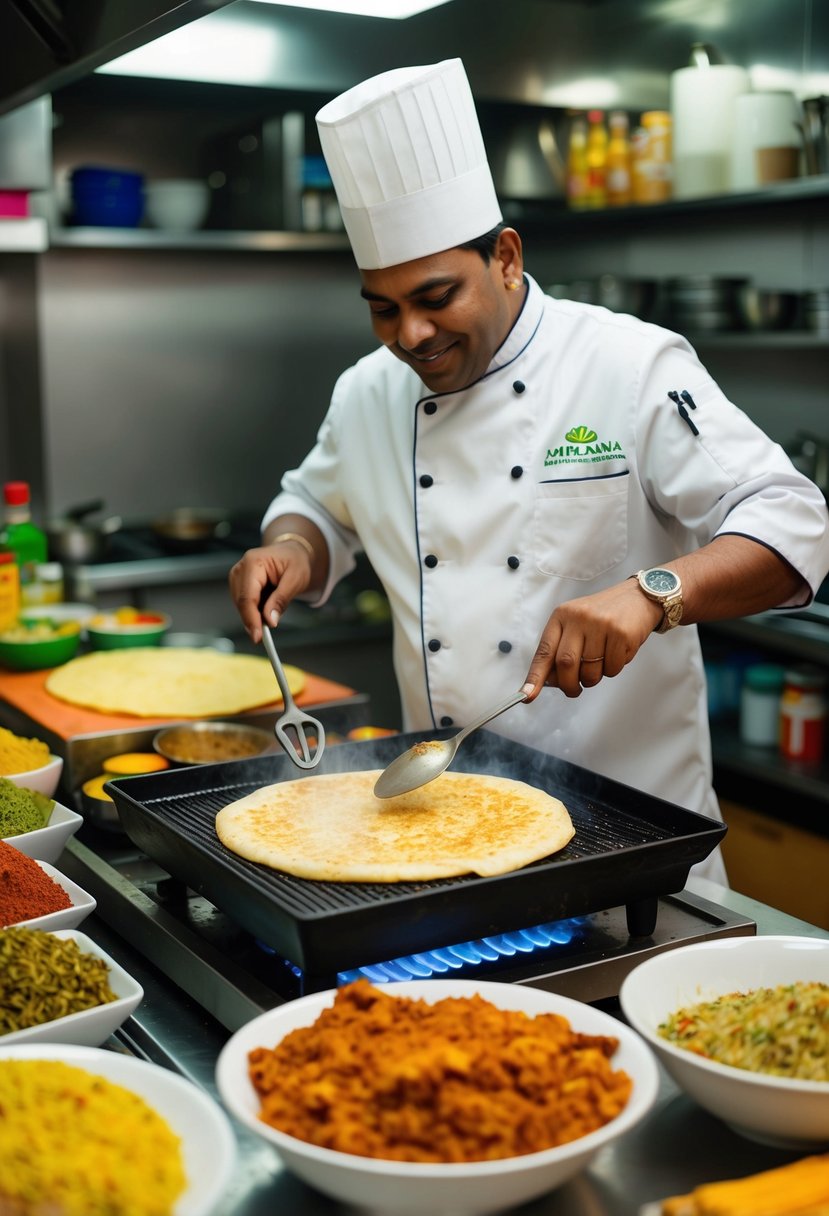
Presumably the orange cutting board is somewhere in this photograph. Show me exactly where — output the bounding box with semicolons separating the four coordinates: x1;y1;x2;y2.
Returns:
1;665;357;741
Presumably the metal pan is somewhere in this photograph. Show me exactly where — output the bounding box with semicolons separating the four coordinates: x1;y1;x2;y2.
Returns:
150;508;232;553
107;729;725;979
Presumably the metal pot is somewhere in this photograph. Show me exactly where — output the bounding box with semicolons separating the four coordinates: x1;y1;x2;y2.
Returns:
46;500;122;564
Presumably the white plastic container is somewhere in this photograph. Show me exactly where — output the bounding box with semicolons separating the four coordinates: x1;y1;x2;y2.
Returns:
731;91;802;190
670;62;750;198
739;663;784;746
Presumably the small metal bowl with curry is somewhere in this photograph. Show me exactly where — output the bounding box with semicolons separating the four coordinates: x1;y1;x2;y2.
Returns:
153;722;276;767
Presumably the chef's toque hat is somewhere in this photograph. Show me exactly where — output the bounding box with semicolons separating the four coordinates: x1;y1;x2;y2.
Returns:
316;58;502;270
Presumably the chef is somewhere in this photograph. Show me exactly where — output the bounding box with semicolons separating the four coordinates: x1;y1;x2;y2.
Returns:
230;59;829;883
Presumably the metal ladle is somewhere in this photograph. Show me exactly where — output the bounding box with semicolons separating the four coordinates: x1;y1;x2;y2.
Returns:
373;689;528;799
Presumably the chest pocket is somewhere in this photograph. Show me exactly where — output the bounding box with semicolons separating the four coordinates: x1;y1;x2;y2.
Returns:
533;472;629;580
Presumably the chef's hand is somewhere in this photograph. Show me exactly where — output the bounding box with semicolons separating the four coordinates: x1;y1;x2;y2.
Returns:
229;519;328;645
521;577;663;700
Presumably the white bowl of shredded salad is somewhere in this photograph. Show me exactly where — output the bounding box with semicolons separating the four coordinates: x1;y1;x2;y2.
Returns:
619;934;829;1150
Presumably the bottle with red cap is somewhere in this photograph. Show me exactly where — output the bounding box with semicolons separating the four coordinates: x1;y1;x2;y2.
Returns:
1;482;48;607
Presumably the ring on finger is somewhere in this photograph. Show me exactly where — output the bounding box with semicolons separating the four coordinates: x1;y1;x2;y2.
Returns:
581;656;604;664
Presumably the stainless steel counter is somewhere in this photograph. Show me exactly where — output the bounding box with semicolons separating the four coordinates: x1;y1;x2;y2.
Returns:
86;878;828;1216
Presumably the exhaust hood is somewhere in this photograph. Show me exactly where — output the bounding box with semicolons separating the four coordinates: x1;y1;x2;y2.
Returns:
1;0;823;120
0;0;237;118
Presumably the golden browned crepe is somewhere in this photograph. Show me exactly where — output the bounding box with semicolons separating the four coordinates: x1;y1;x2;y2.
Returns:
215;769;574;882
45;648;305;718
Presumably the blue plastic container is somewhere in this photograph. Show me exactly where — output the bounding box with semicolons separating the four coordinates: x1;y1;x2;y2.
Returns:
71;193;144;227
69;165;145;227
71;166;144;192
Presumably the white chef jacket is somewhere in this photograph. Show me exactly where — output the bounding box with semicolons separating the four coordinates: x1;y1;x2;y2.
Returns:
264;274;829;883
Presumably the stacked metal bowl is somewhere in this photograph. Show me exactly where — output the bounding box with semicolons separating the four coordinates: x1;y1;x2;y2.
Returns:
664;275;748;332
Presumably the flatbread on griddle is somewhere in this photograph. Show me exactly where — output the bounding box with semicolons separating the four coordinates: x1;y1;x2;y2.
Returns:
45;647;305;718
215;769;574;882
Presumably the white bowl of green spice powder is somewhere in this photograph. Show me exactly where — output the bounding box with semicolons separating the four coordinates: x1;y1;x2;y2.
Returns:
1;781;81;864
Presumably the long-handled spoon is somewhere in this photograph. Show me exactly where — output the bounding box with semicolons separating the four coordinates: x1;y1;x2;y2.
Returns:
373;689;527;798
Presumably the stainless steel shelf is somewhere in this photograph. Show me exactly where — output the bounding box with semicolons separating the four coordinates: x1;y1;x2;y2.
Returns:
701;605;829;667
71;550;244;590
711;717;829;807
704;608;829;827
50;227;351;252
687;331;829;349
46;175;829;253
0;216;48;251
506;173;829;233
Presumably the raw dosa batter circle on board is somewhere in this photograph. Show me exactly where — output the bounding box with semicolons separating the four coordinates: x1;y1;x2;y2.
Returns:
215;769;575;882
45;648;306;718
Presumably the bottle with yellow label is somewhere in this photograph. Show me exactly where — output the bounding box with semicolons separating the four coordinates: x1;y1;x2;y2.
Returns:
0;546;20;630
606;111;632;206
632;110;673;204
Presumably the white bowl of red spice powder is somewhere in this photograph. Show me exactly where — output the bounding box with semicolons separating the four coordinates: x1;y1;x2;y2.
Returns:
216;977;659;1216
0;841;96;930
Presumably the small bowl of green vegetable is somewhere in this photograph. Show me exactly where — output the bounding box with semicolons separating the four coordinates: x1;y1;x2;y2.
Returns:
0;618;81;671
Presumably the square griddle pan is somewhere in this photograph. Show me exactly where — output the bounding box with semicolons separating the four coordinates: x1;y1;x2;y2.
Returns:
107;729;725;977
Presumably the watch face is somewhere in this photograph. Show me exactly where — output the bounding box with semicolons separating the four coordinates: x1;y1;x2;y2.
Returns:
643;568;679;594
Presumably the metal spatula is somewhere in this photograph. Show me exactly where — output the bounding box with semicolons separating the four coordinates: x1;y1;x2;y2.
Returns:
262;625;325;769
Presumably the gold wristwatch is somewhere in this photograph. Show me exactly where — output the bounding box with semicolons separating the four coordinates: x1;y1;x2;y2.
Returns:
631;567;683;633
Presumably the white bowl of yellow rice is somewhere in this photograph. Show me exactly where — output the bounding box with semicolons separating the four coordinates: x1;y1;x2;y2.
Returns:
620;934;829;1150
0;1042;237;1215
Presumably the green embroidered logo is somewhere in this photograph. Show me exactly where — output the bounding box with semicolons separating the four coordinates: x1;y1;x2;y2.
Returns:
565;425;597;444
543;425;626;469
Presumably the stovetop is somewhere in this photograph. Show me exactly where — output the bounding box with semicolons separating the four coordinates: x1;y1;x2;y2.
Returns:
100;518;260;564
59;824;756;1033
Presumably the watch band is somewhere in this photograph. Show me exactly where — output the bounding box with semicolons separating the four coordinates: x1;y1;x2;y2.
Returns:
654;593;684;633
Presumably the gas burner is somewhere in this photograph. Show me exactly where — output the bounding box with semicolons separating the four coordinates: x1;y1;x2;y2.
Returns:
256;916;591;997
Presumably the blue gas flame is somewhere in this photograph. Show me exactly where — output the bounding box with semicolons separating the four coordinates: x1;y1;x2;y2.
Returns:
260;917;586;986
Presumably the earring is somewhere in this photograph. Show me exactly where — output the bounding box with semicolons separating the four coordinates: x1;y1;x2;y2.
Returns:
507;280;520;291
